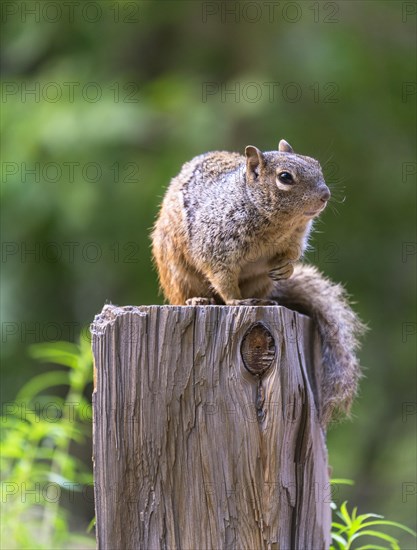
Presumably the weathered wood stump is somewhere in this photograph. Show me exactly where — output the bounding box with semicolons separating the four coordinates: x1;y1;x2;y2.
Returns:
91;304;331;550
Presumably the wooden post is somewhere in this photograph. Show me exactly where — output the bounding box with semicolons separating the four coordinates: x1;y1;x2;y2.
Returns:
91;304;331;549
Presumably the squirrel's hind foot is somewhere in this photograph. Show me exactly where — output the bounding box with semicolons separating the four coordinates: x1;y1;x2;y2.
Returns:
185;297;216;306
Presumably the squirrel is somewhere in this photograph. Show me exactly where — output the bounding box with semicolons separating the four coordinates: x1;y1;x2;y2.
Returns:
151;140;365;426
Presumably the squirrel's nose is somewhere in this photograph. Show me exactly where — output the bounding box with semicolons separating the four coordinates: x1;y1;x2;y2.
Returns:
320;187;331;202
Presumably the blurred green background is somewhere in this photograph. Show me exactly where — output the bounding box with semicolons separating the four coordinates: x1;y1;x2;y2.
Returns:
1;0;416;547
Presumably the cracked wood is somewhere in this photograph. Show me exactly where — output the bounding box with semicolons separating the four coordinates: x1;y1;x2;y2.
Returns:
91;304;331;550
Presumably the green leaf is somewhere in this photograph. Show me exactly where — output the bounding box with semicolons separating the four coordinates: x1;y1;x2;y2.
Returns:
331;479;355;486
350;529;400;547
87;516;96;533
28;342;81;369
332;521;349;532
339;501;352;527
16;371;69;401
359;520;417;537
331;532;348;546
355;513;384;522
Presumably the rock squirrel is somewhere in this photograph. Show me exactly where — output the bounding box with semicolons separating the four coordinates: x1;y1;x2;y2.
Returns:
151;140;365;426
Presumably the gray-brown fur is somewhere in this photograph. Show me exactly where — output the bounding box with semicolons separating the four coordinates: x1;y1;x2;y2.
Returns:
151;140;365;426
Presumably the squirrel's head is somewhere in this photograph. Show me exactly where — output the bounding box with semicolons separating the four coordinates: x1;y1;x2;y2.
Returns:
245;140;330;220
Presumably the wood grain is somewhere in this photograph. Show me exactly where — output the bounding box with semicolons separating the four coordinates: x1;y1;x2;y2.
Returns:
91;304;331;550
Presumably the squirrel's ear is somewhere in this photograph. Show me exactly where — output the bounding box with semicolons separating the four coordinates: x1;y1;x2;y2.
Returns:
245;146;264;177
278;139;294;153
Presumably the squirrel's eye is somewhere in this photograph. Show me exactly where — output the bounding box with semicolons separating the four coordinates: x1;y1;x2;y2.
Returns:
278;172;294;184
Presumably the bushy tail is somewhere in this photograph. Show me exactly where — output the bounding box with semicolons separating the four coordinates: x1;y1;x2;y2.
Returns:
269;263;367;427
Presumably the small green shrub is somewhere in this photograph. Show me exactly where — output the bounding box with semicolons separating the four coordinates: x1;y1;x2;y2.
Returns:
0;336;95;549
330;481;416;550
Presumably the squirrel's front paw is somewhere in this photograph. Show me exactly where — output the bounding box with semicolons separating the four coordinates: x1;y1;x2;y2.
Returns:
226;298;278;306
185;297;216;306
269;262;294;281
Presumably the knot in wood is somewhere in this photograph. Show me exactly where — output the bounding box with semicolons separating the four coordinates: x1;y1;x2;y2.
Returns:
241;322;276;376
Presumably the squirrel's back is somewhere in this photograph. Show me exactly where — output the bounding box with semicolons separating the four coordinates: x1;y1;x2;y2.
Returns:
152;151;243;304
170;151;243;195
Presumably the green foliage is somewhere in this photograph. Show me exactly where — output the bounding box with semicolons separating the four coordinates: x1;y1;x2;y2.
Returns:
330;482;416;550
0;336;95;549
